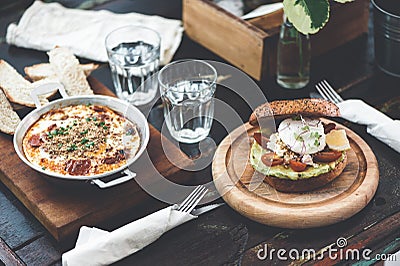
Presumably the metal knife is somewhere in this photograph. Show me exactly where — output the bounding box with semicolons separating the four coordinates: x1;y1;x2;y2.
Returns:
191;203;225;216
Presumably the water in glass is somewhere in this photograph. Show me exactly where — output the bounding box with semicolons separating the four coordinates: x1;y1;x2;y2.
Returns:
108;41;159;105
162;80;216;143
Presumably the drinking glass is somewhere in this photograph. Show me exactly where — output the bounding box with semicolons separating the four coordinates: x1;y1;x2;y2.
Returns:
105;25;160;105
158;60;217;143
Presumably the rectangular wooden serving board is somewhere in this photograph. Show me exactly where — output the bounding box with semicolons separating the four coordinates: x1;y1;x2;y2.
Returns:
0;77;191;241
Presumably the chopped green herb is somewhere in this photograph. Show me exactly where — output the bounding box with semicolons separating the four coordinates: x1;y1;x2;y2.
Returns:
294;133;304;142
42;167;46;170
81;138;89;144
67;144;77;151
93;116;97;121
85;141;94;148
314;139;320;146
80;129;88;135
301;125;310;131
310;132;321;139
86;117;92;122
58;143;63;148
99;121;105;126
103;125;108;130
86;103;92;106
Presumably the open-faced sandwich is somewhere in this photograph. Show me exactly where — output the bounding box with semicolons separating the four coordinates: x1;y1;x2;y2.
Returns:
249;98;351;193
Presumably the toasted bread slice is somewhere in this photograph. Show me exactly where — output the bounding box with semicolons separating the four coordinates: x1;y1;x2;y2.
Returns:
0;88;21;135
25;63;99;81
263;152;347;193
48;47;93;96
249;99;340;126
0;59;50;107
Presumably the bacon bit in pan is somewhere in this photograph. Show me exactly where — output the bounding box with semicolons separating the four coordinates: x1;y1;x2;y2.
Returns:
98;114;109;121
47;124;57;131
92;105;106;112
103;150;126;164
103;157;117;164
29;134;42;147
65;159;91;175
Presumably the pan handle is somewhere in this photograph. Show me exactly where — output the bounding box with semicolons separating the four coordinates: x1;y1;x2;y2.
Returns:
30;82;68;108
90;169;136;189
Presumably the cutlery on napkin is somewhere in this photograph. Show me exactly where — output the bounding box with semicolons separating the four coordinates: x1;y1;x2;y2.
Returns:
62;203;224;266
337;99;400;153
6;1;183;65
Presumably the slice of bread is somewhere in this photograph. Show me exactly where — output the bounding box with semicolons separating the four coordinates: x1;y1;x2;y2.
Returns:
249;99;341;126
0;88;21;135
0;60;49;107
25;63;99;81
263;152;347;193
48;47;93;96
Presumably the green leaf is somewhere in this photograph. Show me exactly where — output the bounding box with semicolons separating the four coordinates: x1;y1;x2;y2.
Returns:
334;0;353;3
283;0;330;34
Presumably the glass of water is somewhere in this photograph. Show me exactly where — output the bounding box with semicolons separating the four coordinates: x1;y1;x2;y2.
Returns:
158;60;217;143
105;25;160;105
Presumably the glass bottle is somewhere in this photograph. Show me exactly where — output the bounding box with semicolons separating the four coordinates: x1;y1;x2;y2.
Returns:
277;15;311;89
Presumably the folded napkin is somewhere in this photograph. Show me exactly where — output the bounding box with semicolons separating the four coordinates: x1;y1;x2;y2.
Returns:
6;1;183;65
337;99;400;153
62;206;195;266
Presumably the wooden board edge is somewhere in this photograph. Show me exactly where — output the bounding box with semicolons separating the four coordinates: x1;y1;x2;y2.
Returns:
0;170;61;240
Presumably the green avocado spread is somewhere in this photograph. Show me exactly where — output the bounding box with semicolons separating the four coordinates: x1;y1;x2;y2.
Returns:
249;142;345;180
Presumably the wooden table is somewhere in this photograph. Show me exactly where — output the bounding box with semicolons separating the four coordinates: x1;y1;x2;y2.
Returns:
0;1;399;265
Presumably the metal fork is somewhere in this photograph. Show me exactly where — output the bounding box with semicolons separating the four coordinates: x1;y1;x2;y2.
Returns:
315;80;344;104
176;185;208;214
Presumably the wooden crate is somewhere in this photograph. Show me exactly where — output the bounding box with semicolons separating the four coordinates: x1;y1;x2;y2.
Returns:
183;0;369;80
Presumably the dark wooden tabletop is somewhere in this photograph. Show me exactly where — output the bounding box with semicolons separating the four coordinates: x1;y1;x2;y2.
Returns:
1;0;399;265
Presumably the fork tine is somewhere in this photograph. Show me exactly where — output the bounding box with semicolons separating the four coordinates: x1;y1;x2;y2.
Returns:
322;80;343;102
181;187;208;214
316;83;334;103
177;185;202;211
180;186;207;213
319;81;339;104
315;84;328;100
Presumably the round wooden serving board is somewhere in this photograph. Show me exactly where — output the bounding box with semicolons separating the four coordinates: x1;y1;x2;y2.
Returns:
212;119;379;228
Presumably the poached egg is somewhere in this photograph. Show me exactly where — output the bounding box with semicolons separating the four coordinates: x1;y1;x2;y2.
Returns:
276;117;325;155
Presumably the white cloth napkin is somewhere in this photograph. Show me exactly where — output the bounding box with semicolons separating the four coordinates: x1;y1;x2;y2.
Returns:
62;206;195;266
337;99;400;153
6;1;183;65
